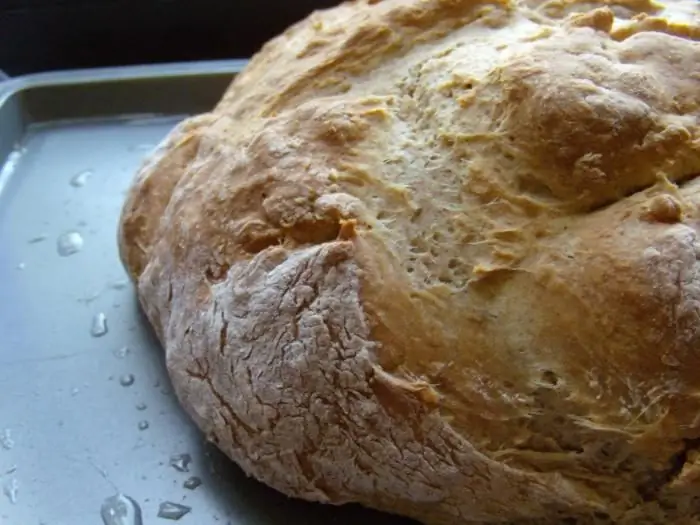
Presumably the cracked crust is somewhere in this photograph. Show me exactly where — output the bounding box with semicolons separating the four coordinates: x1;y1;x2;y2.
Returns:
118;0;700;523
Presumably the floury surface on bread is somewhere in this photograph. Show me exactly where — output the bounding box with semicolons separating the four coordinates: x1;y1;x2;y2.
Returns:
118;0;700;523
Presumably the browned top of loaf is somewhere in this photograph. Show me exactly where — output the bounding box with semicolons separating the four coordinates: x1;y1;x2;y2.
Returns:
119;0;700;523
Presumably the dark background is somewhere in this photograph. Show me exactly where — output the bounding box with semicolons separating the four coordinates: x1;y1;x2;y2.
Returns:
0;0;338;77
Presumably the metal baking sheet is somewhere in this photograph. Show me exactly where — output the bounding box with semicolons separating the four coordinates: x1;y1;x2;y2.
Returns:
0;61;413;525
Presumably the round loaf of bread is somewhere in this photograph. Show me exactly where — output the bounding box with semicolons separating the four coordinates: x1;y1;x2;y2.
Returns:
118;0;700;523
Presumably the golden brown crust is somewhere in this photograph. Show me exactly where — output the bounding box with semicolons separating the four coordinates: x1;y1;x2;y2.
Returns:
118;0;700;523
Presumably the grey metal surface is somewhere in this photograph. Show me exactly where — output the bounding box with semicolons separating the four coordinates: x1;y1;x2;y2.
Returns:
0;62;413;525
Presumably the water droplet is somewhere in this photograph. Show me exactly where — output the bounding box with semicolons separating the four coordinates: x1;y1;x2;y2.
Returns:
0;429;14;450
100;493;143;525
57;231;84;257
119;374;135;387
16;263;25;270
91;312;108;337
3;478;18;504
113;346;131;359
183;476;202;490
70;169;93;188
71;387;80;396
109;279;129;291
135;402;147;411
169;453;192;473
157;502;191;521
137;420;149;431
28;234;47;244
79;290;101;304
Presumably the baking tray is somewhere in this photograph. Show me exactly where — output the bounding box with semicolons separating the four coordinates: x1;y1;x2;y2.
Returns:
0;61;414;525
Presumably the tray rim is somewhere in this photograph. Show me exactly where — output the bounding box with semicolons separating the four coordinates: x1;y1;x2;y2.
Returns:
0;59;249;107
0;58;248;203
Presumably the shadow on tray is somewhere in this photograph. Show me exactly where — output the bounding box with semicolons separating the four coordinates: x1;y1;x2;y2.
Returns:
202;442;417;525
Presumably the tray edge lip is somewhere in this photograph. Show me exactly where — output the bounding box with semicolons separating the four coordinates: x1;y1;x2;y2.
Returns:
0;59;248;195
0;59;248;106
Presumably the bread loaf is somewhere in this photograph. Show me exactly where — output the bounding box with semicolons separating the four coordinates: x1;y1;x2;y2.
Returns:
118;0;700;522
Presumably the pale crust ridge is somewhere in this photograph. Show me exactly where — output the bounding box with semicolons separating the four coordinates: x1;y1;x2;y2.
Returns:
118;0;700;523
